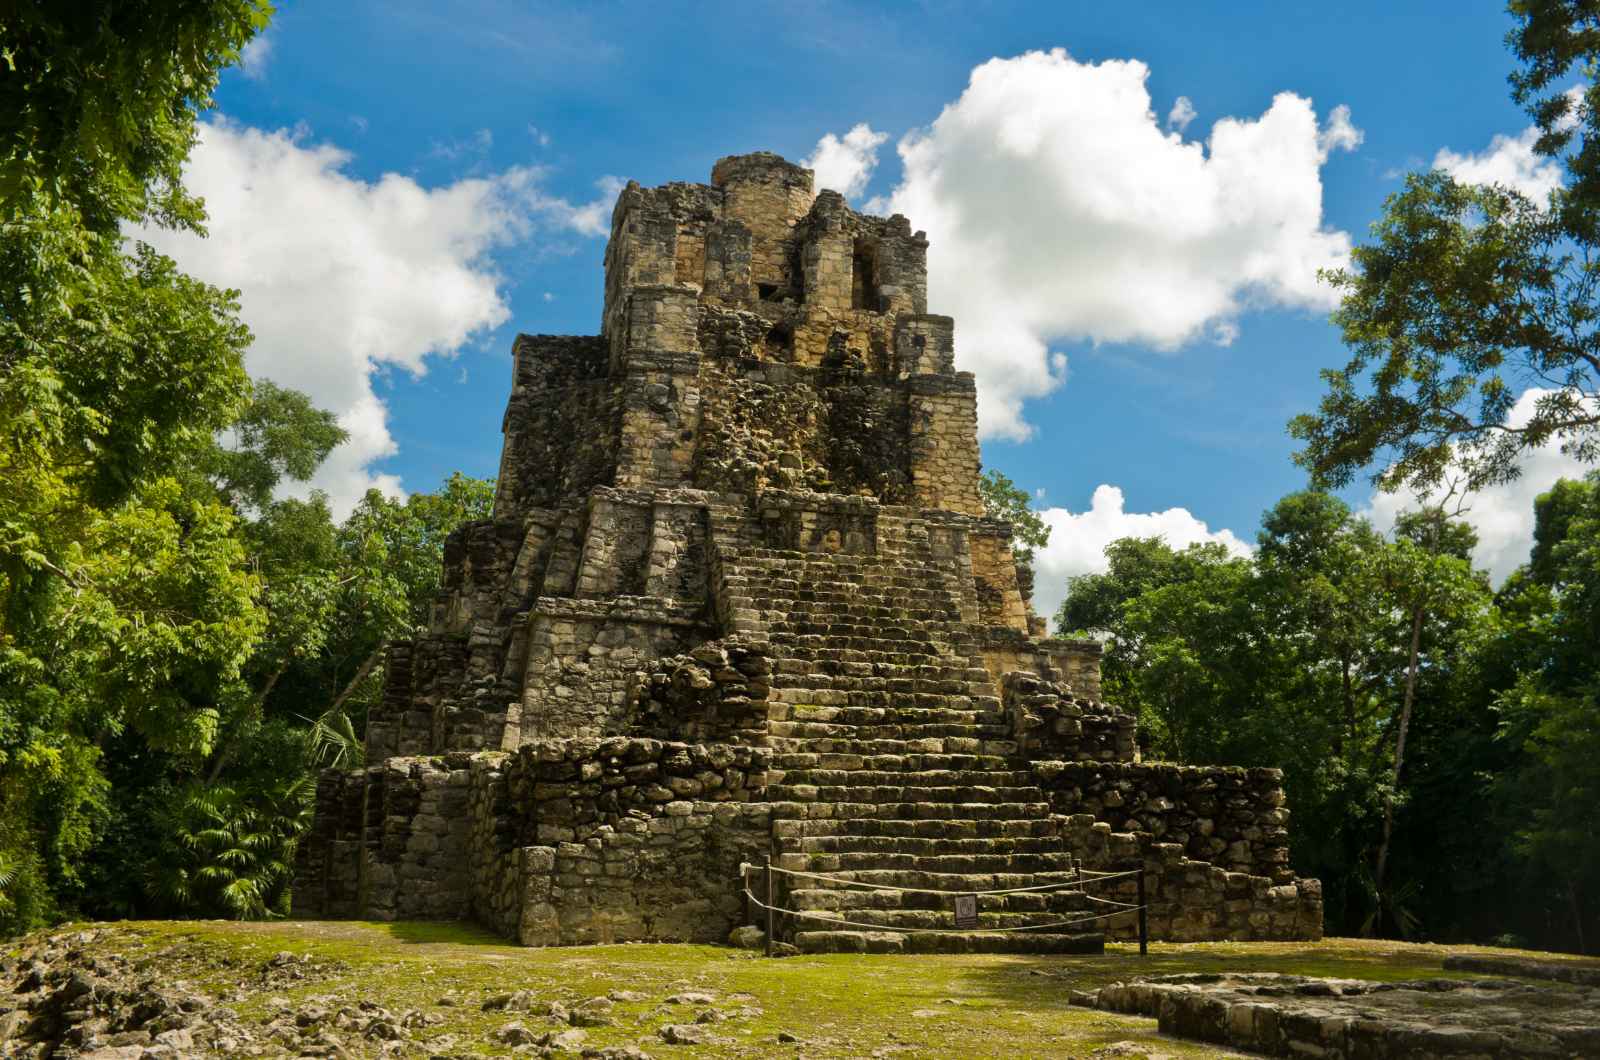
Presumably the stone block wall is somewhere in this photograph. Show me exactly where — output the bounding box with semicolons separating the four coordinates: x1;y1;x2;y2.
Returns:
1061;817;1322;943
1041;762;1293;882
968;526;1030;631
908;374;984;516
509;739;771;946
1003;672;1136;762
493;335;616;516
516;598;708;740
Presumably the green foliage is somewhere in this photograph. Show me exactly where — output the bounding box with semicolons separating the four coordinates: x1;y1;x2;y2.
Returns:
1291;0;1600;497
1290;172;1593;495
150;774;312;920
979;469;1050;565
0;0;272;231
208;382;347;514
1055;493;1496;938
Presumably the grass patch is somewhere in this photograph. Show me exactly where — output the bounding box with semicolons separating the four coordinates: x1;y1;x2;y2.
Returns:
12;921;1598;1058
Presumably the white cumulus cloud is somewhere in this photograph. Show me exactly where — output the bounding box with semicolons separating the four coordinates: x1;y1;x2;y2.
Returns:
1030;484;1252;622
804;123;889;199
135;119;613;514
1361;388;1595;584
1317;104;1363;159
1167;96;1197;131
859;48;1358;440
1434;127;1565;202
238;34;272;81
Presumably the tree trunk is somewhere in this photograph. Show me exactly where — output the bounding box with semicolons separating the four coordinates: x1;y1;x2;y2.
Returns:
1338;655;1354;757
1571;881;1589;956
207;664;287;783
328;646;382;718
1373;599;1424;932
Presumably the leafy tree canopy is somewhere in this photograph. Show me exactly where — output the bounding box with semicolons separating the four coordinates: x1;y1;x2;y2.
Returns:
1291;2;1600;496
979;469;1050;565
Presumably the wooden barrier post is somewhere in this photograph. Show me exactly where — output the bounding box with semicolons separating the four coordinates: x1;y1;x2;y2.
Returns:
765;855;774;958
1137;867;1148;956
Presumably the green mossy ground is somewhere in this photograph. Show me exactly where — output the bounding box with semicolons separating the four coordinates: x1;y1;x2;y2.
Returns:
12;921;1600;1058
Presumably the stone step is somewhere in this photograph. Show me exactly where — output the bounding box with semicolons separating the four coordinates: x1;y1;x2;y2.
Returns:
770;694;1002;715
774;864;1081;889
768;721;1012;741
779;834;1064;857
772;769;1034;788
769;658;992;681
781;850;1073;874
767;800;1052;821
766;736;1020;758
769;675;996;697
774;701;1004;722
768;645;982;667
767;752;1016;772
772;817;1059;841
766;784;1044;804
769;641;984;665
792;930;1104;955
786;888;1090;916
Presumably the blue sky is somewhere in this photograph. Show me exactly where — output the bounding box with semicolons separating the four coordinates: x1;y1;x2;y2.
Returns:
166;2;1578;614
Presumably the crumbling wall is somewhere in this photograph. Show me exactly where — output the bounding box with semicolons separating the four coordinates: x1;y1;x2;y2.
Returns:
1062;817;1322;942
1002;672;1136;762
627;639;771;744
517;599;707;740
494;335;617;517
510;739;771;946
1040;762;1294;882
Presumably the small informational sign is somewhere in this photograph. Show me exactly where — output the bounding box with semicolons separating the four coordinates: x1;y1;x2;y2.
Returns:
953;893;978;929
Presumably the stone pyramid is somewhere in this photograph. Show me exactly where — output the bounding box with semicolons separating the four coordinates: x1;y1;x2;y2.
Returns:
294;152;1323;952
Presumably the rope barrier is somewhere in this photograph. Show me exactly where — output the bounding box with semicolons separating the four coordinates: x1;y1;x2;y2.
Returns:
740;887;1140;935
744;862;1142;897
1079;893;1143;910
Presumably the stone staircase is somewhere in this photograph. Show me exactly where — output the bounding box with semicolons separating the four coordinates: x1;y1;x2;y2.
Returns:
721;547;1108;954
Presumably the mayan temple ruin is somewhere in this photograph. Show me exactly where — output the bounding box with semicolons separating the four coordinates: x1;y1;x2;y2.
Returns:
293;152;1323;953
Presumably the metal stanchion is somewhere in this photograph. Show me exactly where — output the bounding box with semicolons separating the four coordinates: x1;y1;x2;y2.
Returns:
764;855;774;957
1137;868;1148;956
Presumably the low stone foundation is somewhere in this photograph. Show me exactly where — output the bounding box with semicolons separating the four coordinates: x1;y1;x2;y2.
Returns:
1074;972;1600;1058
295;740;771;948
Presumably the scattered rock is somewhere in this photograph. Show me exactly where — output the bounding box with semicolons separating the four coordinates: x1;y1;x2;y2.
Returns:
665;991;716;1005
572;996;616;1026
495;1019;539;1045
607;989;648;1003
658;1023;717;1045
545;1027;589;1052
727;925;765;950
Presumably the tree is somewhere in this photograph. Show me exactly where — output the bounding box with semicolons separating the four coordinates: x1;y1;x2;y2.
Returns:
979;469;1050;564
980;469;1050;606
284;474;495;763
1;1;272;229
1488;472;1600;951
0;1;275;933
1291;2;1600;497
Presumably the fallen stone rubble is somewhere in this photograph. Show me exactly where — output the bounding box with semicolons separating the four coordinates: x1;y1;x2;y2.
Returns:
2;928;816;1057
1071;970;1600;1058
0;929;582;1057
